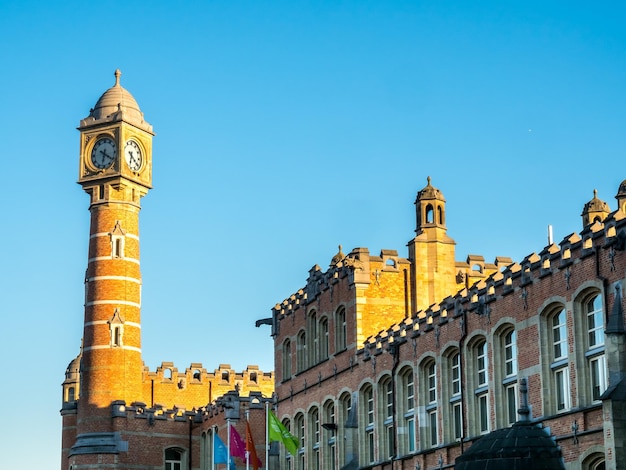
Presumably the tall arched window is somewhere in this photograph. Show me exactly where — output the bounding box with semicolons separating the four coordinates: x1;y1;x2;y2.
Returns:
398;366;416;454
309;311;319;365
584;292;607;402
323;400;337;470
500;328;518;426
467;337;489;437
420;360;438;448
543;304;571;413
297;330;307;372
447;351;463;441
320;317;329;361
309;407;321;470
294;413;305;470
282;339;292;380
378;376;394;459
335;307;347;352
360;384;375;464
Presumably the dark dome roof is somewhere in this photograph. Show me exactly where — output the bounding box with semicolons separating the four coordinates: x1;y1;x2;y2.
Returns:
455;421;565;470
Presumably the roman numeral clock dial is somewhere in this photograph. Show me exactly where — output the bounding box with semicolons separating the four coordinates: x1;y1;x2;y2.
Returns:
124;139;143;171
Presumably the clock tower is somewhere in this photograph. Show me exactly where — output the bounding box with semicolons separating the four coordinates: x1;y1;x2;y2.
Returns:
72;69;153;455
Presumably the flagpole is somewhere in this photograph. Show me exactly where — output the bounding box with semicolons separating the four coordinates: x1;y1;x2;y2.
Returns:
265;401;269;470
227;418;231;470
245;409;250;470
211;426;215;470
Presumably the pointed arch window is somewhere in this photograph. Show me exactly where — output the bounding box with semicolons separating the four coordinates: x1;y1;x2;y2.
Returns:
110;221;126;259
398;367;416;454
320;317;329;361
282;339;292;380
584;293;607;402
297;330;307;372
108;309;124;347
335;307;347;352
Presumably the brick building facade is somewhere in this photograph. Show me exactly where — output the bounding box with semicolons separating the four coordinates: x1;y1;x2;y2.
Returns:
269;177;626;470
62;72;626;470
60;71;274;470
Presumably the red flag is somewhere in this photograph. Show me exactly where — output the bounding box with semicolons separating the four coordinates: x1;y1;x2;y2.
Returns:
246;420;263;470
229;424;246;460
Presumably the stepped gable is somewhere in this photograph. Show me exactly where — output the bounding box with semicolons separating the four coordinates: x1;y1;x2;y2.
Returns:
273;247;410;317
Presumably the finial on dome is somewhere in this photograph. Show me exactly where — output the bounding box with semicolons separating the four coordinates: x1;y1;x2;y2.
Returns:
593;189;598;198
330;244;345;267
427;176;431;186
114;69;122;86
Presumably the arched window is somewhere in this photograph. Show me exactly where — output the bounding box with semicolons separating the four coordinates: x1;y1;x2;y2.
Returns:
282;339;292;380
495;327;518;427
297;330;307;372
309;407;320;470
309;311;319;365
378;376;394;459
360;384;375;464
467;338;489;436
447;351;463;441
543;305;571;413
420;359;438;448
583;292;607;402
335;307;347;352
338;391;352;465
164;448;183;470
294;413;305;469
397;366;416;454
425;204;434;223
320;317;329;361
322;400;337;470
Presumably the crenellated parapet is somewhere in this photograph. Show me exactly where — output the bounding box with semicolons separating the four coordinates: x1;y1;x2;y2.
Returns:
359;211;626;359
141;362;274;410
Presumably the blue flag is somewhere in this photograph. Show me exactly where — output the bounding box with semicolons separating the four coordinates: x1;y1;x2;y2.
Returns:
213;433;235;469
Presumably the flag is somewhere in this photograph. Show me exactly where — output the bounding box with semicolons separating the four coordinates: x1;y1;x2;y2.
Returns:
268;410;299;456
246;420;263;470
229;424;247;460
213;433;235;470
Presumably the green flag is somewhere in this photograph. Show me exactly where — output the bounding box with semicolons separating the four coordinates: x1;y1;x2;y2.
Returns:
268;410;299;456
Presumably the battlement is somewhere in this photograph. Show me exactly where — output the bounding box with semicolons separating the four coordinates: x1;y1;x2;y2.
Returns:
359;212;626;358
144;362;272;387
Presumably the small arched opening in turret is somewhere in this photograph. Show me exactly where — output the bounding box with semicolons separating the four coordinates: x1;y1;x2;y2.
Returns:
426;204;434;223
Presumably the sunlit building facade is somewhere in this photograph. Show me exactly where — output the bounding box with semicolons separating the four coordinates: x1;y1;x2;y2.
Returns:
269;178;626;470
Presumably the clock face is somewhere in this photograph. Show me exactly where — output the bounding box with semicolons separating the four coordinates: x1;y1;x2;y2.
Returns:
124;140;143;171
91;137;116;169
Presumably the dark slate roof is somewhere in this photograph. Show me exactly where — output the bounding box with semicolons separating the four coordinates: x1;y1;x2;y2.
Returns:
454;421;565;470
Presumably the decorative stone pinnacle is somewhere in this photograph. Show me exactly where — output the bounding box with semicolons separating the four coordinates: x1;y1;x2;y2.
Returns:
114;69;122;86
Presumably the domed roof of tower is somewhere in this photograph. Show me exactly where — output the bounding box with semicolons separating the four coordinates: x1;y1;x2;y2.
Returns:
330;245;345;267
417;176;446;202
92;69;142;121
80;69;152;132
617;180;626;200
64;347;82;381
581;189;610;216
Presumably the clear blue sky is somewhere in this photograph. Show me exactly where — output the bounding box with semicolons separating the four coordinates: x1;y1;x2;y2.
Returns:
1;1;625;468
